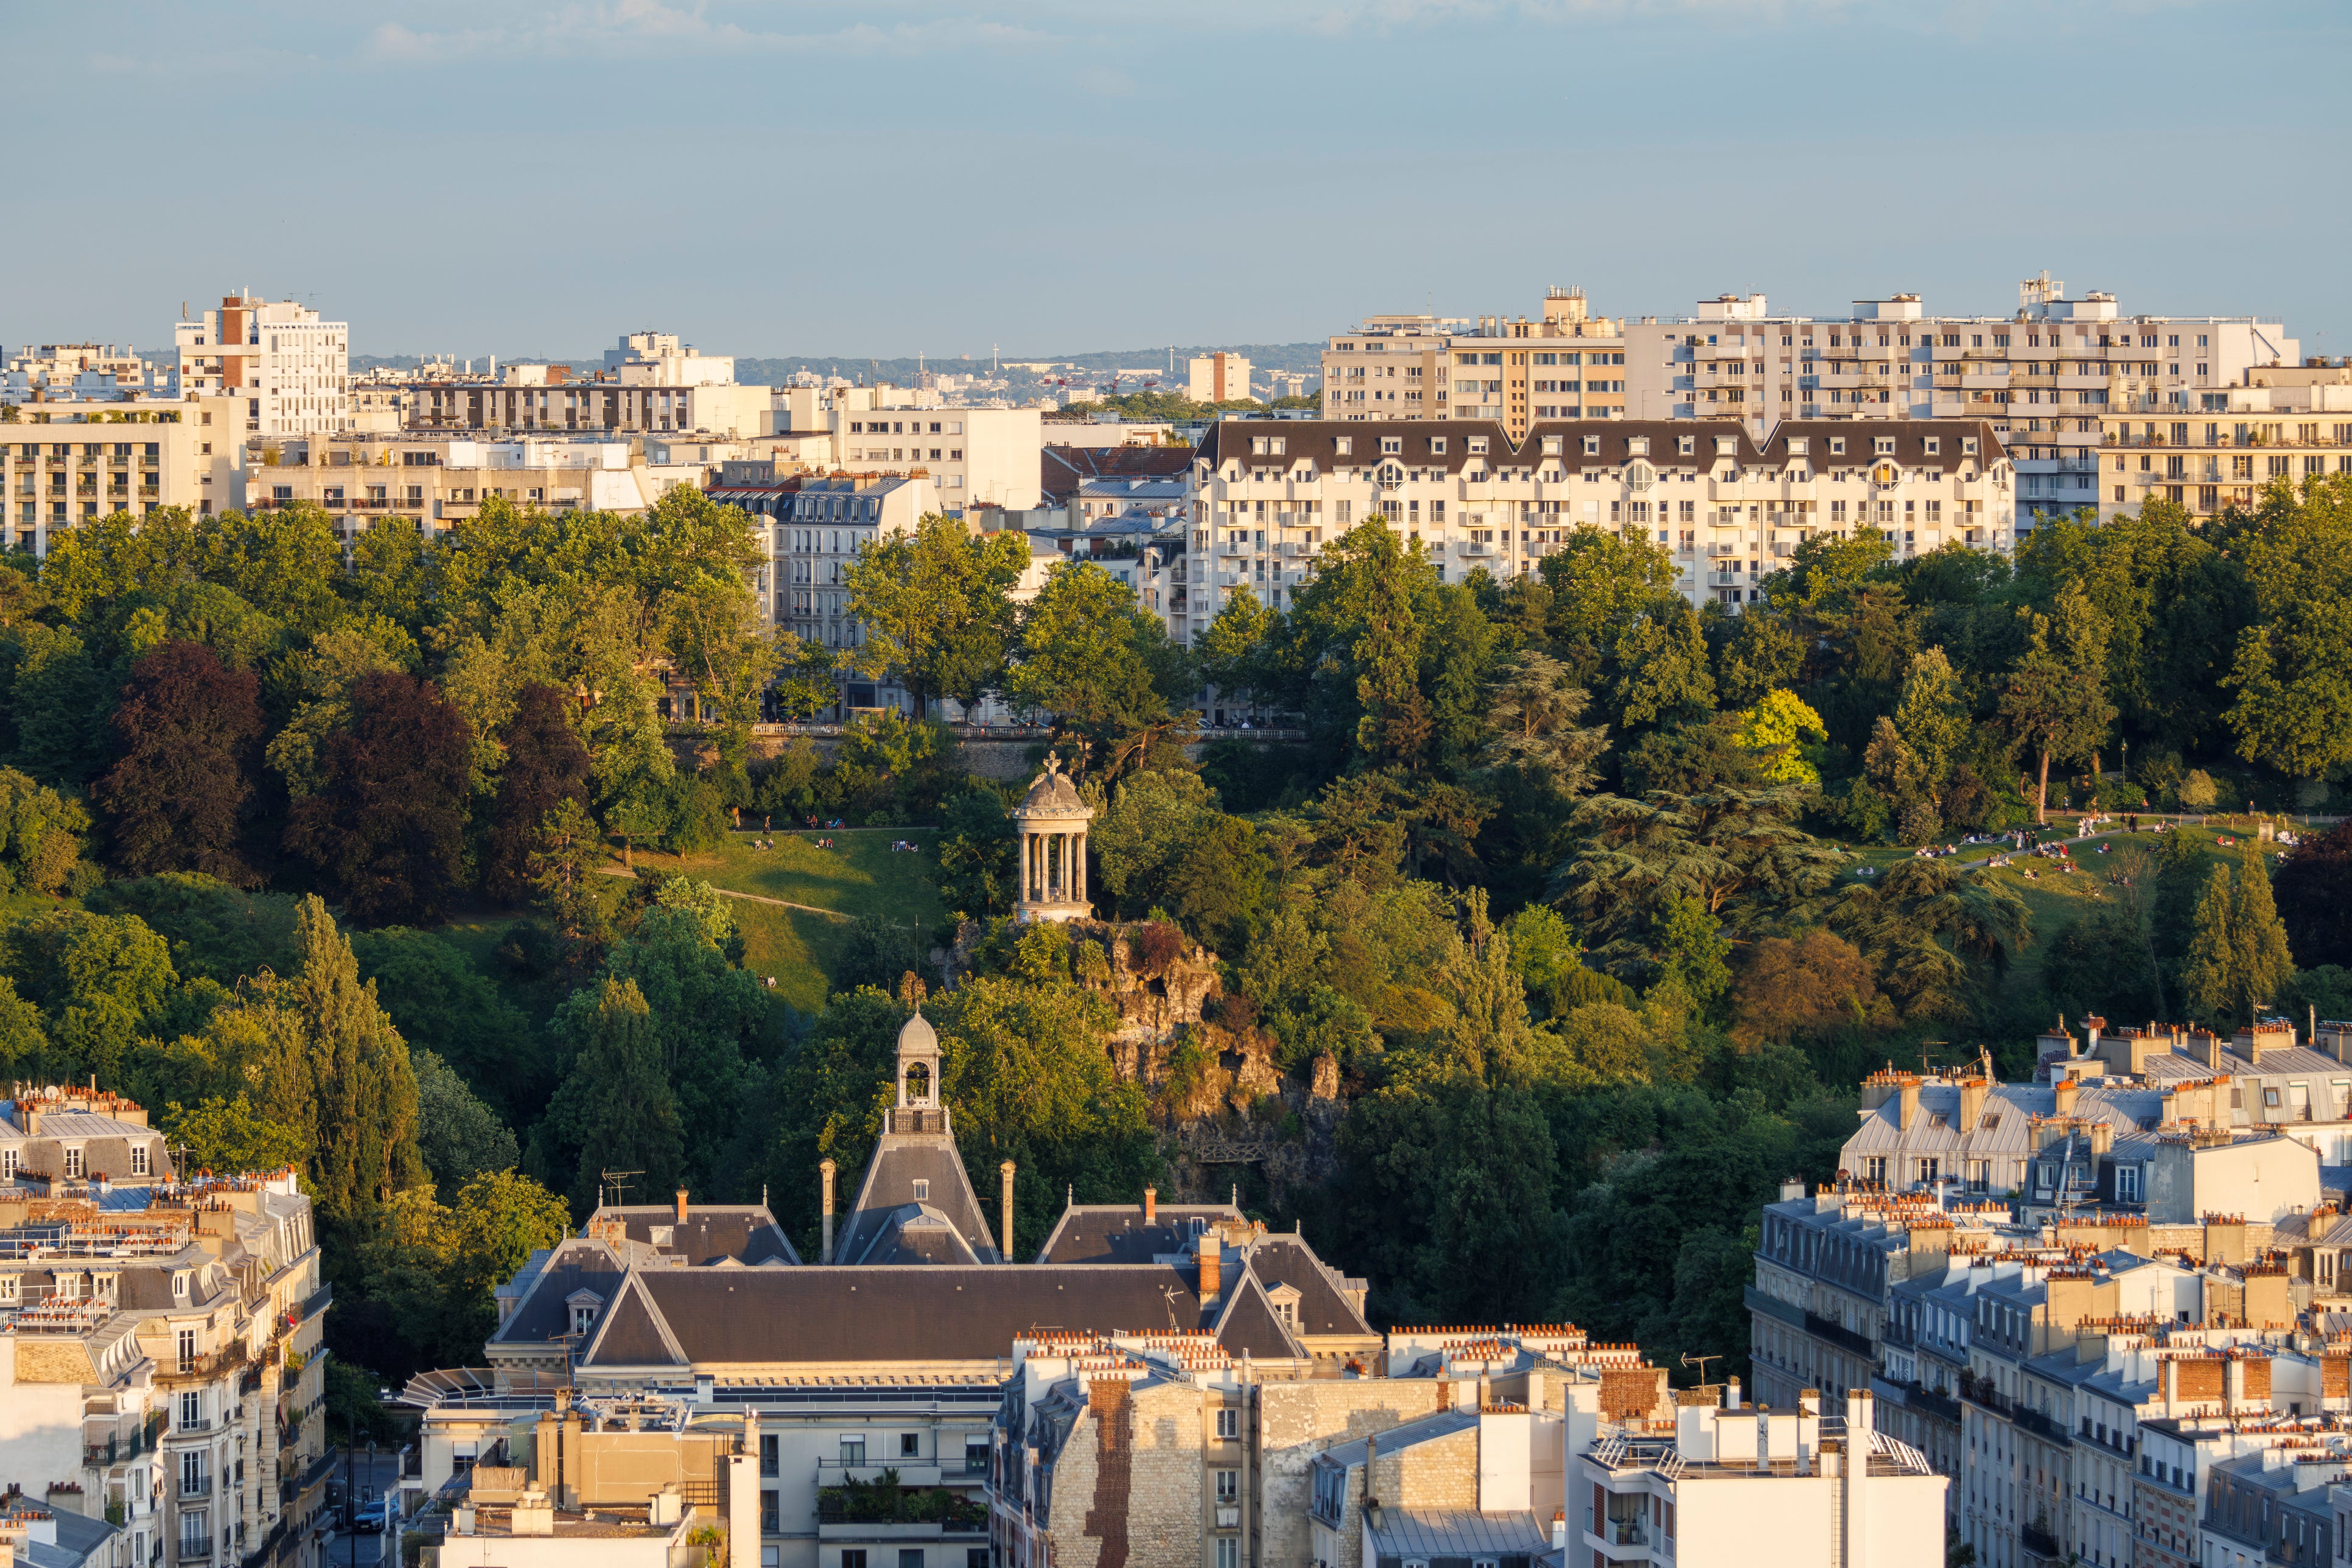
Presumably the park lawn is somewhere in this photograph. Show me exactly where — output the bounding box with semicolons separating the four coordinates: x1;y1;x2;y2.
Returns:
649;830;947;1010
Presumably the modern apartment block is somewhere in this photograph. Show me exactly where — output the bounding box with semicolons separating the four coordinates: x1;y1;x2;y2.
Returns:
4;396;248;542
403;332;770;439
1319;289;1626;442
2097;362;2352;522
1188;352;1250;404
1615;276;2297;531
253;433;706;531
1185;416;2013;630
0;1086;333;1568
172;293;350;440
3;345;169;402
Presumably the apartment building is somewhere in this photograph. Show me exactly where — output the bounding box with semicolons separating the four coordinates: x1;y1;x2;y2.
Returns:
1578;1388;1945;1568
1320;288;1627;442
835;405;1041;509
1617;277;2297;532
1186;416;2012;630
254;433;702;530
1189;352;1250;404
4;345;169;402
172;293;349;440
775;472;941;671
2097;363;2352;522
0;1086;332;1568
3;396;248;545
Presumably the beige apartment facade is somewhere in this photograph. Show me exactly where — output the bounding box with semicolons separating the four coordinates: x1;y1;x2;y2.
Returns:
1188;352;1250;403
2;396;248;548
1320;287;1626;442
173;293;350;439
1615;277;2297;531
1186;416;2011;629
2097;364;2352;522
253;435;705;531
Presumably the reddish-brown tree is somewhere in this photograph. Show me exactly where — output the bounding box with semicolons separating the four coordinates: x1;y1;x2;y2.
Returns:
94;640;264;883
285;672;472;925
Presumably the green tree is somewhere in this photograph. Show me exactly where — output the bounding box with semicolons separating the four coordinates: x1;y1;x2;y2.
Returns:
1828;859;2033;1021
160;1096;307;1176
1551;786;1842;953
1006;562;1193;766
844;515;1027;719
1653;896;1732;1006
411;1050;519;1199
349;928;545;1127
2179;863;2241;1026
536;976;685;1213
1481;651;1608;791
1892;646;1970;803
1538;526;1681;682
1279;520;1437;768
1195;587;1279;716
1091;769;1216;917
1729;691;1826;787
1600;599;1715;733
529;798;608;950
1998;581;2116;824
2222;477;2352;778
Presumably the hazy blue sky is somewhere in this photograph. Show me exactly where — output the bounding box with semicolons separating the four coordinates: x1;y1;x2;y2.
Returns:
16;1;2350;360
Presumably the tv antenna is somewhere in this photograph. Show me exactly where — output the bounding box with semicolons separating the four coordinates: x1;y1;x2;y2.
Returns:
600;1168;643;1209
1680;1352;1722;1395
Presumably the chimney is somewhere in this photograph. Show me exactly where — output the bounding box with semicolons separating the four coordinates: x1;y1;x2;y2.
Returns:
1550;1511;1566;1552
819;1158;837;1265
1001;1160;1017;1261
2053;1077;2078;1118
1725;1377;1741;1410
1778;1176;1805;1203
1199;1233;1222;1301
1144;1187;1157;1225
674;1188;690;1223
1897;1077;1920;1131
1957;1077;1989;1131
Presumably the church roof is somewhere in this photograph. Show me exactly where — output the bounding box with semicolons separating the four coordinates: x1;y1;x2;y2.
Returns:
898;1008;938;1055
835;1138;1001;1265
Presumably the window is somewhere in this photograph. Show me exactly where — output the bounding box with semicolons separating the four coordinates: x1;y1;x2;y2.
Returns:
1428;438;1447;454
898;1552;923;1568
1216;1471;1239;1502
900;1433;921;1458
1216;1544;1241;1568
967;1553;988;1568
179;1387;201;1425
761;1491;779;1534
62;1145;83;1179
2117;1166;2141;1203
842;1555;867;1568
172;1272;189;1300
911;1178;930;1202
965;1438;989;1474
1380;437;1401;454
1216;1408;1239;1440
0;1147;15;1180
1829;438;1846;455
761;1435;780;1477
841;1437;866;1466
1335;438;1352;456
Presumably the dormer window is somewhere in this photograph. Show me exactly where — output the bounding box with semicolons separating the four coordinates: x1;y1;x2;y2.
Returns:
1788;438;1809;455
1875;437;1897;455
1541;436;1561;455
172;1272;189;1300
912;1179;931;1203
62;1146;83;1180
1628;437;1650;457
1716;438;1738;457
1428;437;1447;455
1923;437;1941;455
1677;436;1695;456
1466;436;1488;455
1829;438;1847;455
1381;437;1401;454
566;1289;605;1337
130;1143;150;1178
1963;437;1981;455
1583;436;1600;456
1335;438;1353;456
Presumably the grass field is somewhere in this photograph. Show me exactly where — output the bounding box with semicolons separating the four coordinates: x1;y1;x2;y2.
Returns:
630;830;947;1013
1840;816;2289;1015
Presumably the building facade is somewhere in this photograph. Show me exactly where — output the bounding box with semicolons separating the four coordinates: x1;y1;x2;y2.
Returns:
172;294;349;441
1319;289;1627;441
1614;278;2297;531
4;396;248;543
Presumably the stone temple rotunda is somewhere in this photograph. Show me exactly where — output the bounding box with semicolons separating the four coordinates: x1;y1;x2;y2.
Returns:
1011;756;1093;923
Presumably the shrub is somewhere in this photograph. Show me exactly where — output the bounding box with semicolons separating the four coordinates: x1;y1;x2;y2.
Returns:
1896;799;1942;847
1127;921;1181;975
2179;769;2219;810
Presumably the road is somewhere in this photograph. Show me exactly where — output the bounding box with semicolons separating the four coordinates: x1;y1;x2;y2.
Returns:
324;1451;407;1568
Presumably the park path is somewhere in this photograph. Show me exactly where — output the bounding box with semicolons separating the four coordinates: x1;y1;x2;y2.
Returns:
594;866;855;922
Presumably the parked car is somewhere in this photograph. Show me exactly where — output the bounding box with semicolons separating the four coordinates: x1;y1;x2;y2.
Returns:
352;1500;391;1534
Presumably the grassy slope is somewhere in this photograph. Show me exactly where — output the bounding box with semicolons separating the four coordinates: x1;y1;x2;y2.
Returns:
646;830;946;1013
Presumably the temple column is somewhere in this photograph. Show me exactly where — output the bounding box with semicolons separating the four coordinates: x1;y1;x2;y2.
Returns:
1074;833;1087;900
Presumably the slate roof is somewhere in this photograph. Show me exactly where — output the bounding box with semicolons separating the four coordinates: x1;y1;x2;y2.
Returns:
1755;419;2010;474
1238;1234;1371;1339
1368;1509;1554;1559
581;1265;1205;1365
490;1237;628;1346
595;1205;799;1266
1034;1204;1244;1265
1313;1408;1480;1470
833;1138;999;1266
1194;418;1766;477
1210;1271;1303;1360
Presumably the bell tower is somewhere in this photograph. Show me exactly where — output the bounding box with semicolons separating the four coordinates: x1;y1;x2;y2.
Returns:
892;1008;945;1133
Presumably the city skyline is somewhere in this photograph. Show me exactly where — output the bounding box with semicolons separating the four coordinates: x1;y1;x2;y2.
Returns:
13;0;2351;358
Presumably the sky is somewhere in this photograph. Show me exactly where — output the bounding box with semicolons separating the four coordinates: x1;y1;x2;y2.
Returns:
13;1;2352;362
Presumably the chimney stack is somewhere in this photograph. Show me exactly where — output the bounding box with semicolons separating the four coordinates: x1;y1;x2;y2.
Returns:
1144;1187;1157;1225
674;1188;690;1223
2053;1077;2078;1118
1725;1377;1741;1410
819;1158;837;1265
1000;1160;1017;1261
1199;1233;1222;1301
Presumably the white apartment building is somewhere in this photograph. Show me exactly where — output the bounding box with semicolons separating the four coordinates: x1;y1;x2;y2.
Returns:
1578;1388;1945;1568
775;472;941;672
4;345;168;402
1186;416;2012;629
1319;287;1627;441
4;396;248;544
2098;363;2352;522
1188;352;1250;404
255;434;702;535
172;293;349;440
769;387;1043;510
1617;276;2297;531
604;330;733;385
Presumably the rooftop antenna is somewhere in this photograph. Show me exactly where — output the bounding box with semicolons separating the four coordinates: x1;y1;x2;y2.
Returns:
1680;1351;1721;1395
601;1167;643;1209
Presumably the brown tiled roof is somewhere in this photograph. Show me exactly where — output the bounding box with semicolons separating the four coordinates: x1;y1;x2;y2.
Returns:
1194;417;1765;476
1040;444;1194;503
1757;419;2011;473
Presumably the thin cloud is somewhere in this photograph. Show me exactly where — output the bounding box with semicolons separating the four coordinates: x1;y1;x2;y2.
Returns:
363;2;1052;63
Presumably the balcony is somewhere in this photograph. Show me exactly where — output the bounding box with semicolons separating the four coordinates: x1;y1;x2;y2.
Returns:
1214;1507;1241;1528
178;1545;212;1566
180;1479;214;1500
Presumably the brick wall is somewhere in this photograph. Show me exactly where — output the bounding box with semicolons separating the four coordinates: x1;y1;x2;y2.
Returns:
1048;1380;1210;1568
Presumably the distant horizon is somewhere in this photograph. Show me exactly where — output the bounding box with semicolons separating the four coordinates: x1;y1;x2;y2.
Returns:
12;2;2348;355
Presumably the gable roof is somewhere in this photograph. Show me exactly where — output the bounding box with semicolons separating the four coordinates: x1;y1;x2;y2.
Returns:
594;1205;800;1265
1236;1234;1373;1338
1035;1203;1244;1265
580;1273;687;1367
1040;444;1192;503
1211;1270;1302;1360
592;1265;1206;1365
491;1236;629;1346
835;1138;1001;1265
